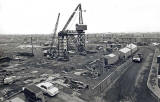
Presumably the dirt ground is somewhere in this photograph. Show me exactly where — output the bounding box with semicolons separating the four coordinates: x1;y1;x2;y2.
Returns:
0;35;114;102
1;35;154;102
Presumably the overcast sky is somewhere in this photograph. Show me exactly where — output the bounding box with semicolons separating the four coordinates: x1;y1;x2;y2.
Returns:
0;0;160;34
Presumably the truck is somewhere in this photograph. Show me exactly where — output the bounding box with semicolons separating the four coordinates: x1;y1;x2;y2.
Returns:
132;53;143;63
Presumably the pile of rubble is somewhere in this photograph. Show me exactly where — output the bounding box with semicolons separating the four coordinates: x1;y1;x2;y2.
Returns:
64;77;89;91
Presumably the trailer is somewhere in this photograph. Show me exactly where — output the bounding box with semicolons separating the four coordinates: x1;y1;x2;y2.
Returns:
119;47;131;59
104;53;119;65
126;43;137;54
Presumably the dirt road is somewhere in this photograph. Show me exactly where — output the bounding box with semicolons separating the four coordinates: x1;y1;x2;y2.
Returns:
103;47;157;102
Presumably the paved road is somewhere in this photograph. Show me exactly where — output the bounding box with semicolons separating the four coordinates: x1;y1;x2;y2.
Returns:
103;47;157;102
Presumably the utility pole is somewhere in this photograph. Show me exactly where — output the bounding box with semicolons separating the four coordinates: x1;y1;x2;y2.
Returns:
102;34;104;42
31;37;33;54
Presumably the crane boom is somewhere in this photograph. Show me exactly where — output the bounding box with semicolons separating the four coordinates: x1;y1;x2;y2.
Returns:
62;4;82;31
50;13;60;51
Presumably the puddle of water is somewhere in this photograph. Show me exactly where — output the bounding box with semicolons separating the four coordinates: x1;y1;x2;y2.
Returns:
17;45;41;49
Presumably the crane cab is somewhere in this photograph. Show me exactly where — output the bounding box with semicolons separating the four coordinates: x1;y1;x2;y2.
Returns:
76;24;87;31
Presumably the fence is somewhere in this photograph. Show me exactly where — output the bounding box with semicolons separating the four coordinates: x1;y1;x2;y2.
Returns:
88;58;132;96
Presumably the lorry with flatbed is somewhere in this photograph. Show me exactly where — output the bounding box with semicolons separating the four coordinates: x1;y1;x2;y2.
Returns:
132;53;143;63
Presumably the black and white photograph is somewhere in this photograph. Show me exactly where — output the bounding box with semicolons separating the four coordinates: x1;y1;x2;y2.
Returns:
0;0;160;102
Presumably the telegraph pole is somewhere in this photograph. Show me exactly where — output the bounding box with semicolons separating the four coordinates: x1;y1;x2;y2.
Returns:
31;37;33;55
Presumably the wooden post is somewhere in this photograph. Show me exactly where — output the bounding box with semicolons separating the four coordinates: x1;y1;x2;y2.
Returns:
31;37;33;54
